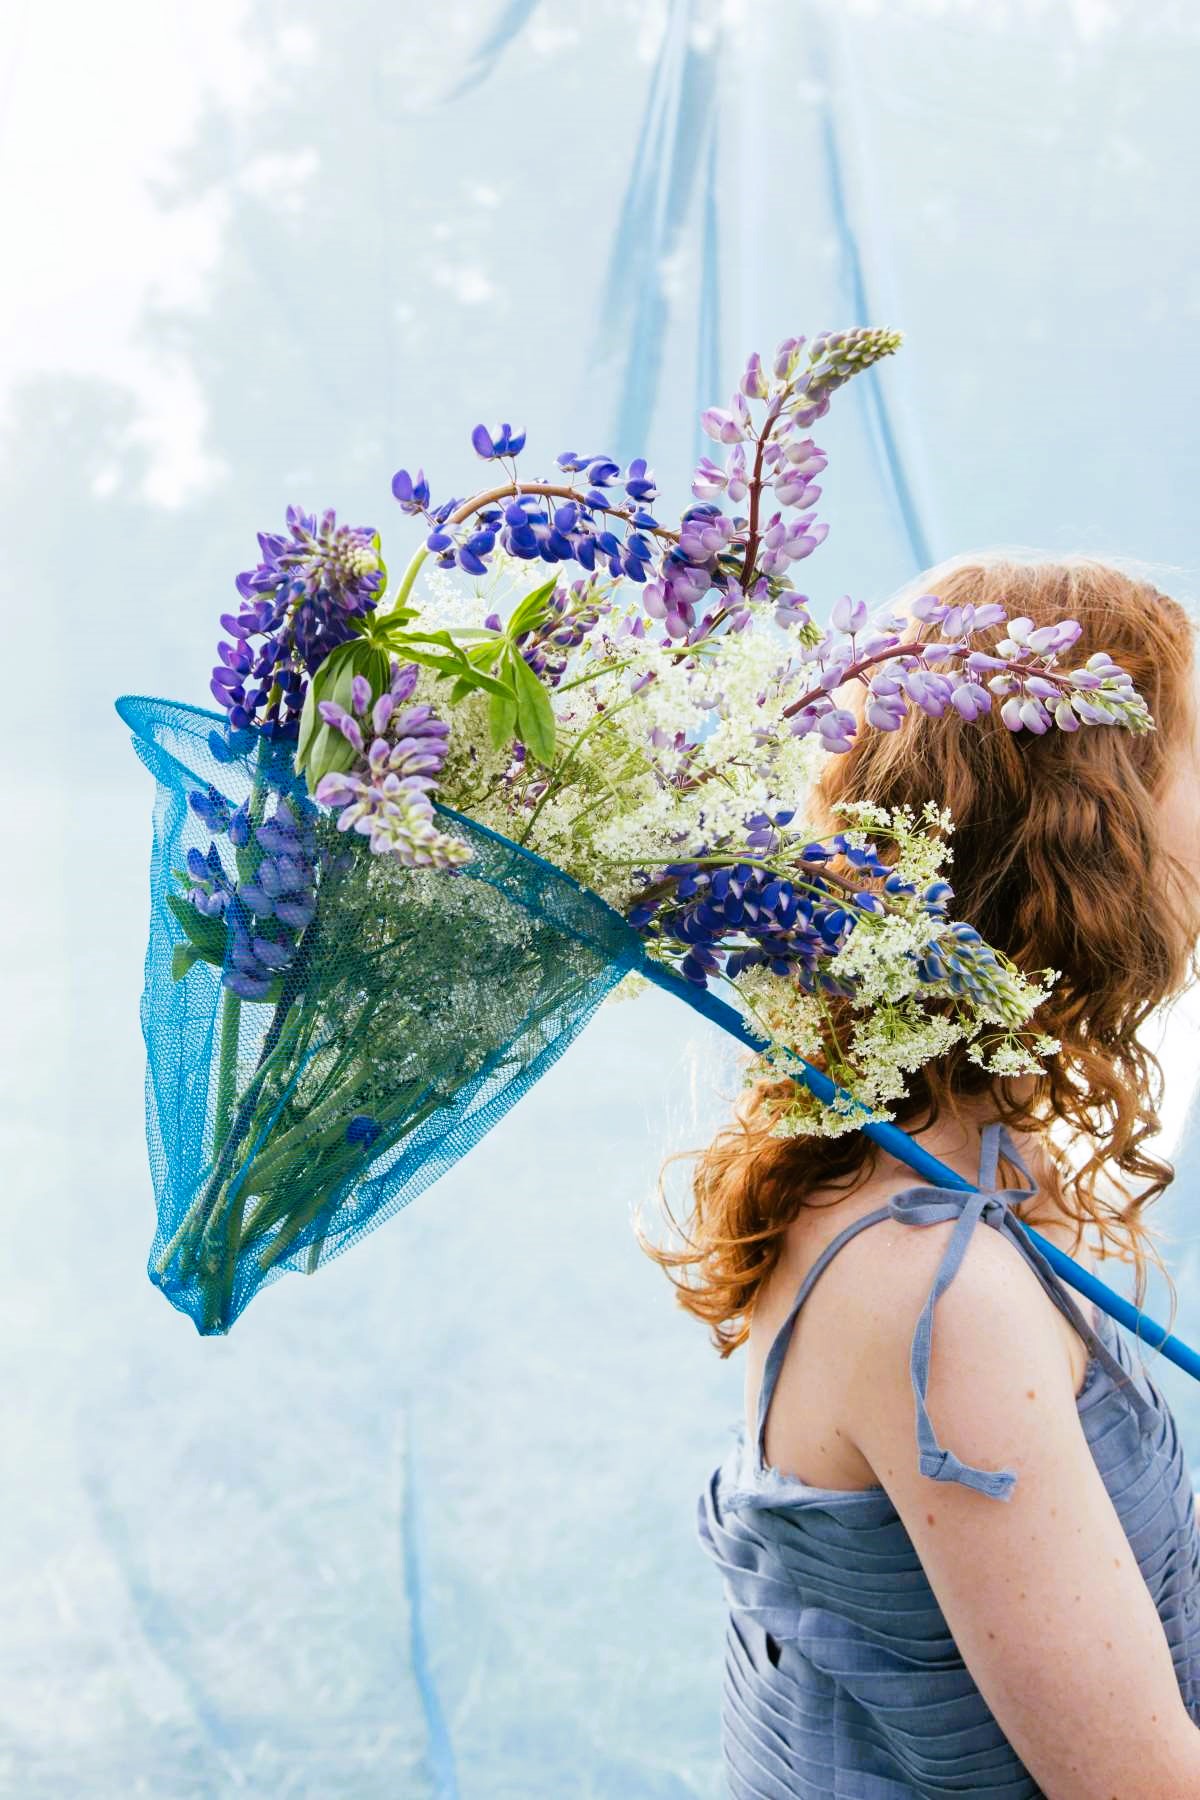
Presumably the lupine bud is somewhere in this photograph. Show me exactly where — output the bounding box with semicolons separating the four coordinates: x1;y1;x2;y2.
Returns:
726;444;749;503
739;352;770;399
773;336;804;378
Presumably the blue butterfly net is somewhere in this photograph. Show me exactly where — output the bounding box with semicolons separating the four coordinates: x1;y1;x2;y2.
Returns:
118;696;646;1334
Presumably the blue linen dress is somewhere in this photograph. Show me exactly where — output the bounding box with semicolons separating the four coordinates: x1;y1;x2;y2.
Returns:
697;1121;1200;1797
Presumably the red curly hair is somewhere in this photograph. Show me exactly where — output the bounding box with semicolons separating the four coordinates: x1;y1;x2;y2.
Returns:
637;555;1200;1355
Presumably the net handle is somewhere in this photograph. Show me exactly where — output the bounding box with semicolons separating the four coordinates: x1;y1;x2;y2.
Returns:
637;954;1200;1385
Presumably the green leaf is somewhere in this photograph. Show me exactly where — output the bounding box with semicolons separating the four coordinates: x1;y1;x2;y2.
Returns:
506;578;557;640
296;640;388;794
167;893;228;965
465;637;505;666
459;666;514;700
395;644;512;699
400;647;471;680
368;605;420;642
395;627;467;651
507;649;556;765
489;684;518;751
171;942;204;982
296;641;357;772
365;644;391;698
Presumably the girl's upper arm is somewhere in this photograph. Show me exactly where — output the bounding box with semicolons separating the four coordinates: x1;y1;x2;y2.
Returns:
841;1220;1200;1800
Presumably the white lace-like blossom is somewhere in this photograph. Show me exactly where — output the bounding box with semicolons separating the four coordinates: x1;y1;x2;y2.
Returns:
409;556;1062;1136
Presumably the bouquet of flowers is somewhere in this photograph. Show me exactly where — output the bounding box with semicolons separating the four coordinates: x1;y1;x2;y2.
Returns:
119;326;1150;1332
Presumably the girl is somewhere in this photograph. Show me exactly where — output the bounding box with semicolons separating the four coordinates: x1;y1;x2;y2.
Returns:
644;556;1200;1798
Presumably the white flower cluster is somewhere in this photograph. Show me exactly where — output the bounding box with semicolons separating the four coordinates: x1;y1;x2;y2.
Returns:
414;556;1061;1138
721;803;1060;1139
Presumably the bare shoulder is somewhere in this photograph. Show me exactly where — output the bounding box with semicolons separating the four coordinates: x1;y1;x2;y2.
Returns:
810;1186;1083;1399
753;1152;1093;1490
835;1204;1200;1795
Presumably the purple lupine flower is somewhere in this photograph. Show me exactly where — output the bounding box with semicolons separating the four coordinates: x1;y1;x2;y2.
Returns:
345;1115;381;1148
471;422;527;459
901;667;955;718
773;591;810;631
949;681;991;722
759;513;829;575
216;794;321;996
630;814;1000;1008
214;507;384;736
865;680;907;731
773;336;805;380
189;785;233;834
831;594;868;635
700;404;749;445
817;708;858;753
510;577;611;686
623;458;657;503
781;436;827;477
391;468;430;513
184;842;234;919
739;352;770;400
725;444;749;504
773;468;822;508
690;456;727;501
632;829;888;991
313;662;472;871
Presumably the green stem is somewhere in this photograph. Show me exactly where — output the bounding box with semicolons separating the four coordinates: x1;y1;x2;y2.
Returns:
255;1090;446;1274
154;924;319;1281
393;543;430;611
233;1052;374;1195
515;688;647;846
213;994;242;1146
154;1010;299;1279
209;1185;248;1334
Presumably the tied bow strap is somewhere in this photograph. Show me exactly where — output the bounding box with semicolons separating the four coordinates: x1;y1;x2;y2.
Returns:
887;1123;1158;1502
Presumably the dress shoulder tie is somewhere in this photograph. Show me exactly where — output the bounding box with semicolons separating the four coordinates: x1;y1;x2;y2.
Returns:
888;1119;1158;1501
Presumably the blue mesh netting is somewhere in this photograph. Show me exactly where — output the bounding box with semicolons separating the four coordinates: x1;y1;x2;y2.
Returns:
117;695;647;1335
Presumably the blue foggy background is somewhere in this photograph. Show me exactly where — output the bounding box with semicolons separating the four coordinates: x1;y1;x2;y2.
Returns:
4;1;1200;1793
